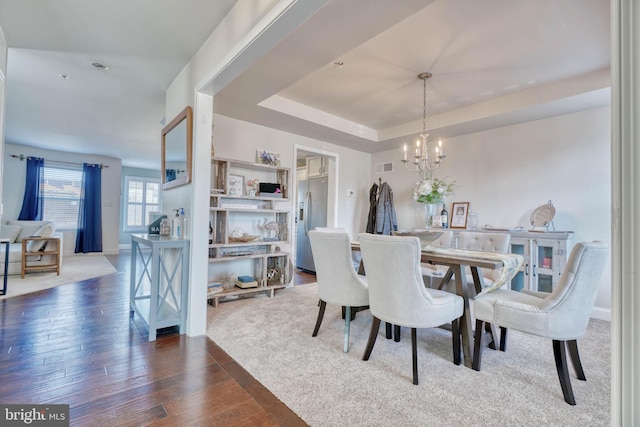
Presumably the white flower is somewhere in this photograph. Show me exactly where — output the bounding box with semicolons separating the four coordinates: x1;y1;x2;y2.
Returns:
413;177;455;204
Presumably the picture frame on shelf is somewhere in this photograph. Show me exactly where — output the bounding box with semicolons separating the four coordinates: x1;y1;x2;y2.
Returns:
228;174;244;196
256;149;280;166
450;202;470;229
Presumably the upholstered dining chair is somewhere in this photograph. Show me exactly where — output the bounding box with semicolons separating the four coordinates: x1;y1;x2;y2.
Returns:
358;233;464;385
471;241;609;405
308;230;369;353
455;231;511;291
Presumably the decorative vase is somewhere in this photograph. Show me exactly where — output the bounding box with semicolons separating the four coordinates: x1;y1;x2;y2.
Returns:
424;203;439;228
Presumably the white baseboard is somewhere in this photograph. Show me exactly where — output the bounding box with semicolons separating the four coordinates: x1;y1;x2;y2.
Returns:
119;243;132;251
591;306;611;322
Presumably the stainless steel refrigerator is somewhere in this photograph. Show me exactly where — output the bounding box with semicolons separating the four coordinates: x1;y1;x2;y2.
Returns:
296;177;328;272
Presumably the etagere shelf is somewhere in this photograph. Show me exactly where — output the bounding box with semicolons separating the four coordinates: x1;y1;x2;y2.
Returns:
208;157;292;305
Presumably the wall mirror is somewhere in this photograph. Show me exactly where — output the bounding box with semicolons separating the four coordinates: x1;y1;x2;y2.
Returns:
162;106;193;190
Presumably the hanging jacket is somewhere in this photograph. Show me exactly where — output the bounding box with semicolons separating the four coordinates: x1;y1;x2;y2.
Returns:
366;182;378;233
375;182;398;235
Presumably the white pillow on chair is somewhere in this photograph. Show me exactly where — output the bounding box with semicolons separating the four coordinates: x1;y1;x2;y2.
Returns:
26;223;56;252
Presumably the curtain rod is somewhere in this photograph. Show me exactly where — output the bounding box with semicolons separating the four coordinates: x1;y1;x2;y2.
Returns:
10;154;109;169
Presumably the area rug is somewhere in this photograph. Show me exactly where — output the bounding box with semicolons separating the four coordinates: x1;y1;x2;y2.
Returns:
207;283;610;427
1;255;117;299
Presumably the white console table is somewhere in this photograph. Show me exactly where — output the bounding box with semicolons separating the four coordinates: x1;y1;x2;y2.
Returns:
130;234;190;341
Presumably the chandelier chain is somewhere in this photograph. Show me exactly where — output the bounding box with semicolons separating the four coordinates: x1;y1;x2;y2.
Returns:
423;75;427;133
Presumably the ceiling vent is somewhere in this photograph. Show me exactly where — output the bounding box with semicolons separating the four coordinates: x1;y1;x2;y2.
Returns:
375;162;393;174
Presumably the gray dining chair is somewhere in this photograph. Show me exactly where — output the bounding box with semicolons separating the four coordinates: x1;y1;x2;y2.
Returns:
358;233;464;385
471;241;609;405
308;230;369;353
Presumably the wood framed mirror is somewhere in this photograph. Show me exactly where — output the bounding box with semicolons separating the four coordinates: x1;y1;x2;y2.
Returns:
162;106;193;190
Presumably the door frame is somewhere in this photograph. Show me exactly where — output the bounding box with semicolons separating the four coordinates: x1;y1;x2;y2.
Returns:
293;144;339;270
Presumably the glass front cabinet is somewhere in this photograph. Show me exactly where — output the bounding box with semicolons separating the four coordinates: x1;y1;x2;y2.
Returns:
508;232;573;293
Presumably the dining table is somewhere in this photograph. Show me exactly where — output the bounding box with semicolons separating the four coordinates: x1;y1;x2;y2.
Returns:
352;241;523;367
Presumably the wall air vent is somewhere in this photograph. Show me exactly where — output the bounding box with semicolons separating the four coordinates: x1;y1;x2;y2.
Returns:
375;162;394;174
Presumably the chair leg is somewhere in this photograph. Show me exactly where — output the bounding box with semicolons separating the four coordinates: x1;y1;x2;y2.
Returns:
341;306;358;320
500;327;508;352
411;328;418;385
553;340;577;405
385;322;392;339
567;339;586;381
486;322;501;350
363;316;381;361
452;318;461;365
394;324;401;342
312;300;326;337
343;306;351;353
472;319;484;371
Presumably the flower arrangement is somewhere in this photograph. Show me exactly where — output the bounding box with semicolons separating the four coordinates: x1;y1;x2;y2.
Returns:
413;177;455;204
246;179;259;196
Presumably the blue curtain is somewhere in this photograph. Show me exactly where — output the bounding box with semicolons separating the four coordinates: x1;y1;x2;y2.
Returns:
18;157;45;220
75;163;103;253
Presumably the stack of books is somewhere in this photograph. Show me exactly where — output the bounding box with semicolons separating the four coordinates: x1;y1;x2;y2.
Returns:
207;281;223;295
234;275;258;289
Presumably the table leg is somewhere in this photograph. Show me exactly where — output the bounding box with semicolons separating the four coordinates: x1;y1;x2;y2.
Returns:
437;267;455;291
148;246;160;342
453;264;474;367
129;242;137;313
1;242;9;295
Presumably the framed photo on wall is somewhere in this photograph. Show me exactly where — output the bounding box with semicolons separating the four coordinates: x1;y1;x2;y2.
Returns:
228;174;245;196
450;202;470;229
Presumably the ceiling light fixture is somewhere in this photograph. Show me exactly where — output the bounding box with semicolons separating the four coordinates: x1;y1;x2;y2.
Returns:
90;61;109;71
401;72;446;181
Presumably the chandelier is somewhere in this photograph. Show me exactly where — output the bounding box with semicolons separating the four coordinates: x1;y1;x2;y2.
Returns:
401;72;446;180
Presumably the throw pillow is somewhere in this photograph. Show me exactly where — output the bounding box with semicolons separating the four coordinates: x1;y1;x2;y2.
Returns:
26;223;56;252
0;224;23;243
15;223;44;242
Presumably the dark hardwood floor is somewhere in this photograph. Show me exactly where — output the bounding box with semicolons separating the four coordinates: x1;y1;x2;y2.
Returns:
293;269;316;286
0;252;309;426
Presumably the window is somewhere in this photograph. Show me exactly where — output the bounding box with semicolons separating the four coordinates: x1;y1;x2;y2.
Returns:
42;165;83;230
124;176;161;231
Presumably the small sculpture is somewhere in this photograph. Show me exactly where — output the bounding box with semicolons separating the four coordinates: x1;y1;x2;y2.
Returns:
258;218;279;240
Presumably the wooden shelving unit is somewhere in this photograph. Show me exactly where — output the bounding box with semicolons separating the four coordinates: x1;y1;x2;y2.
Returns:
208;157;292;305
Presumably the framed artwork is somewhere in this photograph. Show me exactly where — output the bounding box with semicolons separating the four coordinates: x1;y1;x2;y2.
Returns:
450;202;470;229
256;149;280;166
228;174;244;196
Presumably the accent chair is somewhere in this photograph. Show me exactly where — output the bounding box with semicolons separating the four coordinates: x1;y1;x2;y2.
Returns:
308;229;369;353
471;241;609;405
358;233;463;385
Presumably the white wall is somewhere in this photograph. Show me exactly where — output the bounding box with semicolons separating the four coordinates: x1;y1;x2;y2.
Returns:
371;106;612;312
0;25;7;222
164;1;331;337
213;114;372;237
2;143;122;255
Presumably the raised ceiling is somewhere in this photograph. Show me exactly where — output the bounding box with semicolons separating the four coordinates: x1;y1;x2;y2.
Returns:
0;0;610;169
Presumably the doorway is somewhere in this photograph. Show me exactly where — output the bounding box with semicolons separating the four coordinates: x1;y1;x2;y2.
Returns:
293;146;338;283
